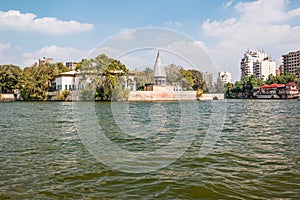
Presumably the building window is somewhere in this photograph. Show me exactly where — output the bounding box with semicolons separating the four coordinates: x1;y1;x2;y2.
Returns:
65;85;68;90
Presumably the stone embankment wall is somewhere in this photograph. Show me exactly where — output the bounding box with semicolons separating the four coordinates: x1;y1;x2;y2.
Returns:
128;91;224;101
199;93;225;100
0;94;16;101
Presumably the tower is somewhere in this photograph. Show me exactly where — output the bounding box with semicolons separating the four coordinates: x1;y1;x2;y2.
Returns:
153;52;167;85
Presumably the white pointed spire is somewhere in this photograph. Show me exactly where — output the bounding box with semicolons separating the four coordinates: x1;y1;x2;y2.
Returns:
153;51;166;78
153;51;166;85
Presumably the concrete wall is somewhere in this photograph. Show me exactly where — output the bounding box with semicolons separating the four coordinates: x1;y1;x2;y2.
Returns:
128;91;194;101
0;94;15;101
199;93;225;100
128;90;224;101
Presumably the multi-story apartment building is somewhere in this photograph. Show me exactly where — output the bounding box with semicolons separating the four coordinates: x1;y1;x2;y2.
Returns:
240;50;276;80
253;57;276;80
218;71;232;84
203;72;213;85
38;57;54;66
66;61;78;71
282;50;300;74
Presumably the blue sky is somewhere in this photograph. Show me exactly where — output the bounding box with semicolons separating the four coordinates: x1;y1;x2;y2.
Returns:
0;0;300;81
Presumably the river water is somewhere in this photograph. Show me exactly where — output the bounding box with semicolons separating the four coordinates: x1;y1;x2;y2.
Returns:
0;100;299;199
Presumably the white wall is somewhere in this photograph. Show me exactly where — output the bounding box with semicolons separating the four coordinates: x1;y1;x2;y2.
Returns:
261;60;276;80
55;76;78;90
218;71;232;83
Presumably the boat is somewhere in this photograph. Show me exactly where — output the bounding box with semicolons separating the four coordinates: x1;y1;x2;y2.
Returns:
253;82;299;99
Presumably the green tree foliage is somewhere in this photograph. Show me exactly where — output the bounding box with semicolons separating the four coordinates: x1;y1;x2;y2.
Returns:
80;84;96;100
18;63;70;100
78;54;129;101
134;67;154;89
225;82;234;98
111;82;130;101
18;64;48;100
165;64;182;85
265;73;297;85
189;70;206;91
226;75;265;98
165;64;206;91
226;73;300;98
179;68;193;90
0;65;22;94
296;67;300;78
54;90;70;101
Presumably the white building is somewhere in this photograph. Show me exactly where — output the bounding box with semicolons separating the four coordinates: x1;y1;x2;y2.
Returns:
203;72;213;85
241;50;275;80
254;57;276;80
53;71;83;91
218;71;232;84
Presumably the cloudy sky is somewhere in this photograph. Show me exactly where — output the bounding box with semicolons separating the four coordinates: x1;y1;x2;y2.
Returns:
0;0;299;81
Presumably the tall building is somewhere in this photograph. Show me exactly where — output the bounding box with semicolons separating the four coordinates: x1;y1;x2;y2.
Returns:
276;64;284;76
203;72;213;85
66;61;78;71
241;50;267;78
282;50;300;74
39;57;54;66
153;52;166;85
253;57;276;80
218;71;232;84
240;50;276;80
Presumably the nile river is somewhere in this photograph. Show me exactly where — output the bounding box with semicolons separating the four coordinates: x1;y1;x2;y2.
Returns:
0;100;299;199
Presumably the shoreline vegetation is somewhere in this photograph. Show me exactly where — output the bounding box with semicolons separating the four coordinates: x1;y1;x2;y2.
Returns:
1;53;300;102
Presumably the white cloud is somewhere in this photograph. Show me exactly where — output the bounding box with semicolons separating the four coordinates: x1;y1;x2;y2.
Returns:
165;21;182;27
287;7;300;18
0;10;93;34
22;45;88;67
0;42;11;64
201;0;300;81
235;0;287;23
116;28;136;40
223;0;234;9
164;40;219;73
0;42;11;52
0;42;24;65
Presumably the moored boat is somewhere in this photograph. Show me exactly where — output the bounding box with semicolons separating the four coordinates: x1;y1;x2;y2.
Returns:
253;82;299;99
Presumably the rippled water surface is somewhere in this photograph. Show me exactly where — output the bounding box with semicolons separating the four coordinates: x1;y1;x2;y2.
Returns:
0;100;299;199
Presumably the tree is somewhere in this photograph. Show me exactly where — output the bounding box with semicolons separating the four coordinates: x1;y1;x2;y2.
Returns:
165;64;182;85
54;90;70;101
78;54;130;101
189;69;205;91
180;68;193;90
18;64;48;100
225;82;234;98
0;65;22;94
134;67;154;89
265;74;277;84
296;67;300;79
18;62;69;100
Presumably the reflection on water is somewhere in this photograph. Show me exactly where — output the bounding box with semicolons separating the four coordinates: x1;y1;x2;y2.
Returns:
0;100;299;199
